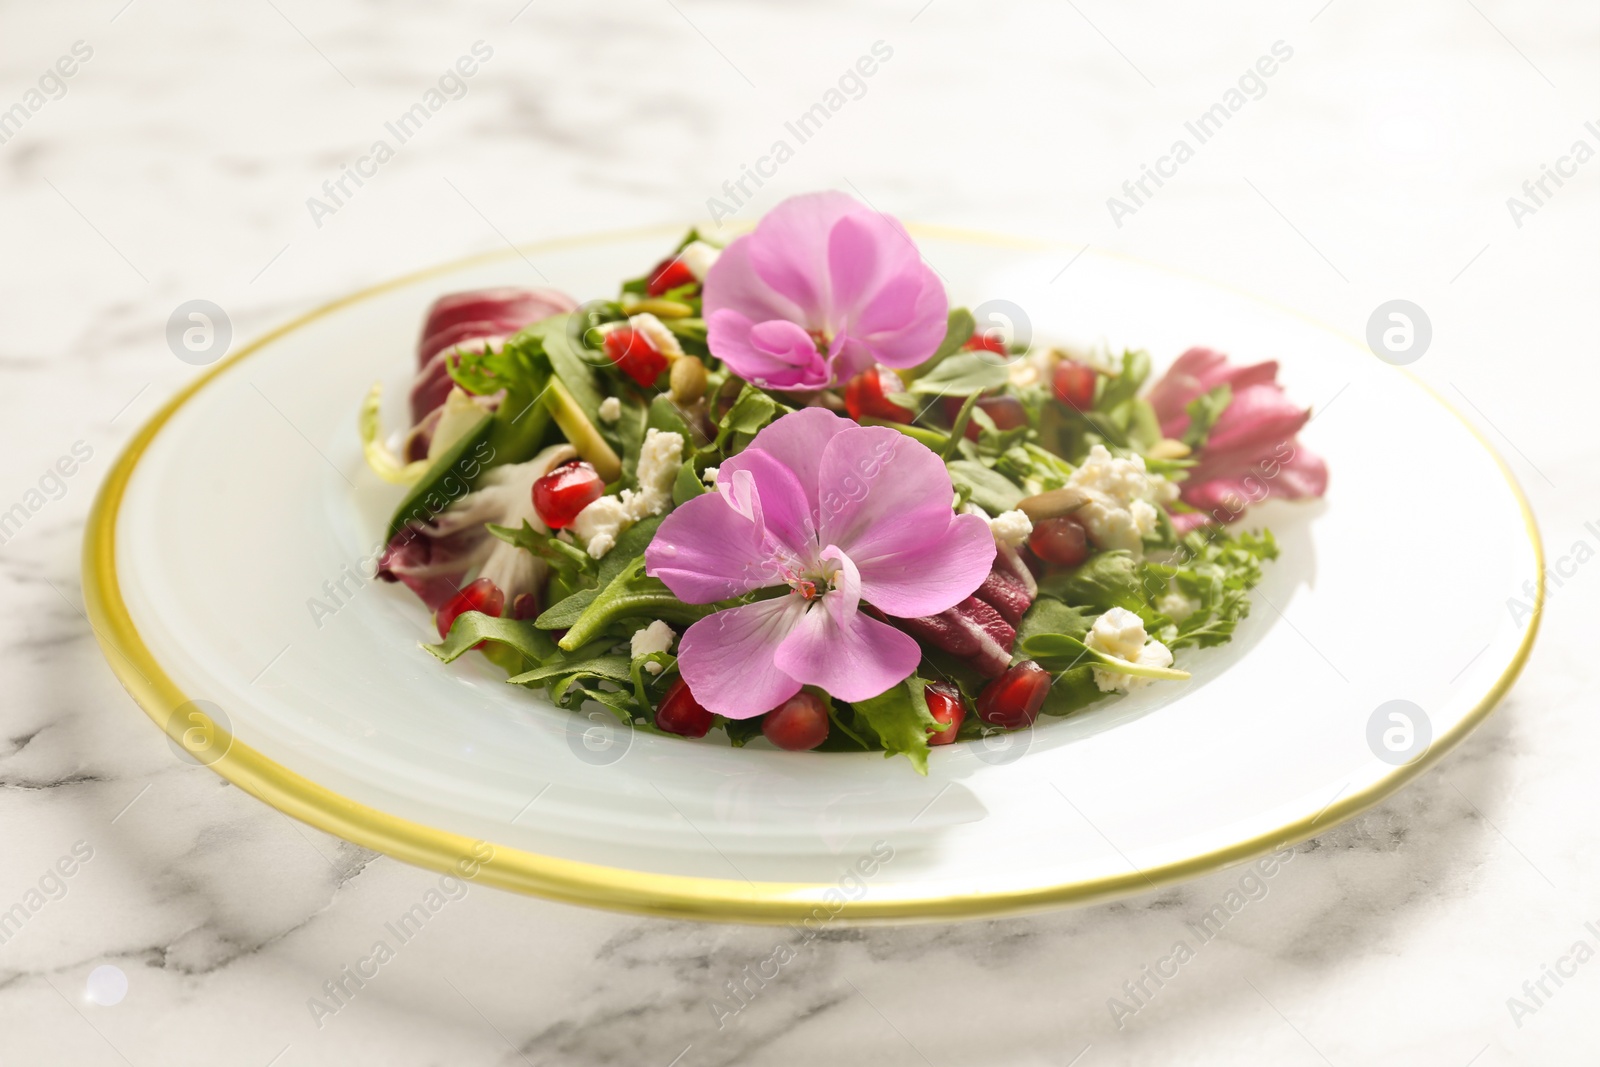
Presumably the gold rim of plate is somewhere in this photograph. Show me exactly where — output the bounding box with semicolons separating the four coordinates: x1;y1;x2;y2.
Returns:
80;225;1546;924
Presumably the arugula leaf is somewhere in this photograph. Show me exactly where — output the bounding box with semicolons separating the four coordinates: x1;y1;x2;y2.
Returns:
488;520;592;579
536;587;599;629
672;462;707;505
1038;551;1154;618
557;556;712;650
598;515;665;584
1158;528;1279;649
1014;596;1096;649
945;459;1025;514
508;654;633;688
1181;384;1233;451
1020;632;1188;682
424;613;559;665
540;314;606;423
907;351;1012;396
847;677;939;774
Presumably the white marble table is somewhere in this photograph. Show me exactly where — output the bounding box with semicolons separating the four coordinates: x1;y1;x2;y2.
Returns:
2;2;1595;1064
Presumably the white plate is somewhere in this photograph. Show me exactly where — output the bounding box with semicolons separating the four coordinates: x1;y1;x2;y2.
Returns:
83;227;1543;922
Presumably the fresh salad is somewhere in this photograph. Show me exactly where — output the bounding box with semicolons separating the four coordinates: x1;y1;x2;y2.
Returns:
363;191;1328;772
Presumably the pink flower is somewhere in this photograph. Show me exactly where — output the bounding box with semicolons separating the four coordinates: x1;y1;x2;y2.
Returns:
645;408;994;717
1147;347;1328;532
702;192;948;391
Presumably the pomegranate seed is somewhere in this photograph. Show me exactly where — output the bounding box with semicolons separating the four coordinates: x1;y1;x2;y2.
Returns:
655;677;714;738
843;366;914;424
435;577;505;641
762;692;830;751
976;661;1050;729
532;460;605;529
1027;515;1090;567
1052;360;1097;411
510;592;540;621
965;331;1008;355
603;326;668;387
924;683;966;746
646;257;697;296
960;395;1030;441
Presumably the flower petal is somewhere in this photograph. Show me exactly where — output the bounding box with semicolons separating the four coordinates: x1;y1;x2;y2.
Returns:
853;512;996;619
706;310;831;390
702;234;807;327
773;595;922;702
815;426;958;558
730;406;852;530
713;448;815;561
745;190;862;318
645;491;777;603
678;598;807;718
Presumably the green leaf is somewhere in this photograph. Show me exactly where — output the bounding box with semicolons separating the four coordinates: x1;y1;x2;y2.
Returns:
557;556;711;650
507;654;634;687
673;462;707;506
1038;551;1152;616
1014;597;1096;650
907;351;1011;396
941;391;982;461
945;459;1025;514
423;613;559;665
714;384;781;451
1020;632;1189;682
540;315;606;424
847;677;939;774
1181;384;1233;451
383;413;495;542
598;516;665;585
903;308;976;381
1096;349;1151;411
536;587;599;630
488;520;592;577
453;334;556;465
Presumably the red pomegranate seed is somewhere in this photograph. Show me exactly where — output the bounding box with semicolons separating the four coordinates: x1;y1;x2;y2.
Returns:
1027;515;1090;567
510;592;540;621
843;366;914;424
965;331;1008;355
761;692;830;751
656;677;714;738
924;682;966;746
603;326;669;387
976;661;1050;729
1052;360;1098;411
646;257;697;297
435;577;505;641
532;460;605;529
963;395;1029;440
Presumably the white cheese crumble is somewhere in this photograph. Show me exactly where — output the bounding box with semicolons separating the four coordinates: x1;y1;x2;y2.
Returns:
701;465;719;484
1084;607;1175;693
678;240;720;280
630;619;676;673
571;429;684;558
1064;445;1178;557
1158;590;1202;623
987;509;1033;548
598;396;622;423
628;312;684;360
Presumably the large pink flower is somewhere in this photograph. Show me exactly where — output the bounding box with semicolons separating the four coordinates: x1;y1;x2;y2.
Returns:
645;408;994;717
1147;347;1328;531
702;192;948;391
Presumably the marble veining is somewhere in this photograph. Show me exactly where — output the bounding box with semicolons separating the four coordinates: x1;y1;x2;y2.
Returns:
2;2;1595;1064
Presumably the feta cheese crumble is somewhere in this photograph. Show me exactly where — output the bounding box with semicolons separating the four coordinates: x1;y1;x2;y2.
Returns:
598;396;622;423
1084;607;1175;693
627;312;684;360
677;240;720;280
1064;444;1178;557
571;429;684;558
987;509;1033;548
630;619;676;673
701;465;719;484
1157;589;1202;623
